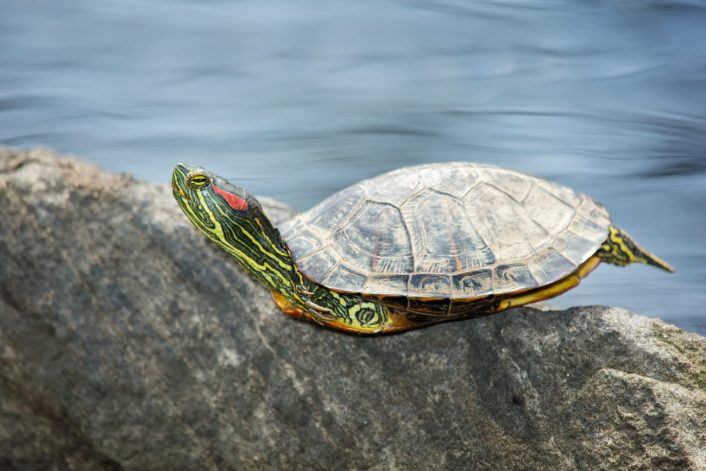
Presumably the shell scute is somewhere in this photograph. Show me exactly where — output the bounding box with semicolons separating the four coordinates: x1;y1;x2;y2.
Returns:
537;179;581;207
333;212;414;275
568;211;608;241
451;269;493;298
361;168;425;206
421;164;481;198
404;189;495;273
363;273;409;297
464;183;547;262
284;227;321;259
526;247;577;285
408;273;452;298
324;264;367;293
296;249;337;283
476;167;533;202
494;263;539;293
552;231;597;265
307;184;366;232
340;201;412;258
524;185;576;234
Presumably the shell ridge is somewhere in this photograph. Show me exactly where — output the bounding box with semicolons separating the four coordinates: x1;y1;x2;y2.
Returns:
459;180;483;199
519;179;536;203
458;195;494;272
331;184;369;233
481;181;530;204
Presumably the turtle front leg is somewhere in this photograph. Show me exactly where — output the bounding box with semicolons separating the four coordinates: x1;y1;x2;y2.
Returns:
271;290;337;327
309;305;421;335
272;287;420;334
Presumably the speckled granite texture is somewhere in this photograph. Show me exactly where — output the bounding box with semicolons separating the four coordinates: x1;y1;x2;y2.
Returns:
1;148;704;470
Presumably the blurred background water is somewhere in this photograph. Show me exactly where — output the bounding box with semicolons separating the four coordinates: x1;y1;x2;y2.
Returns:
1;0;705;334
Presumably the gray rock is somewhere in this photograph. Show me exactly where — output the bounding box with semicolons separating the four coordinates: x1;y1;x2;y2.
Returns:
0;147;704;470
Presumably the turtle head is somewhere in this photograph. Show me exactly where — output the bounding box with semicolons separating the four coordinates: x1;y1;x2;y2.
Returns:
171;163;260;227
171;163;296;291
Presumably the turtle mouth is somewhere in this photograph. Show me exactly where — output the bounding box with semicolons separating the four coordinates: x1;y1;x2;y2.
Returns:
171;164;191;201
172;182;189;200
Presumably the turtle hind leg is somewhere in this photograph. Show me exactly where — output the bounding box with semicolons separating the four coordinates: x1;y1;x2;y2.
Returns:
597;226;675;273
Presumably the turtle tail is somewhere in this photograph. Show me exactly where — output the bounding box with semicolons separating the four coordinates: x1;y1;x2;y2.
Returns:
596;226;675;273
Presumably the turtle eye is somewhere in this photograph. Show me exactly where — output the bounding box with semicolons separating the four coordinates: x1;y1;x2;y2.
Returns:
186;171;211;189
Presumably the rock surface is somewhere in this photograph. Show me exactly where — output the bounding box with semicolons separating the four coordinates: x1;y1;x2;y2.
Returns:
0;147;704;470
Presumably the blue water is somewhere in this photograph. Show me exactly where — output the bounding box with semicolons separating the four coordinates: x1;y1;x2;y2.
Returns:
1;1;705;334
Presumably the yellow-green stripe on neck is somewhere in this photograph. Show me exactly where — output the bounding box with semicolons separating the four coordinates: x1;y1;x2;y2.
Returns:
171;163;392;333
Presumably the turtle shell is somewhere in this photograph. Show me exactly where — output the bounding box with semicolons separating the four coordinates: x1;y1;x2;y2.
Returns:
280;163;610;310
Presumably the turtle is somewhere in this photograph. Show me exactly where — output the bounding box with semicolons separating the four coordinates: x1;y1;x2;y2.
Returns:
171;162;674;334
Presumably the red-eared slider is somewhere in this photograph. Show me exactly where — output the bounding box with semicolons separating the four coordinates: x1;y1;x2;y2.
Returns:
172;162;674;334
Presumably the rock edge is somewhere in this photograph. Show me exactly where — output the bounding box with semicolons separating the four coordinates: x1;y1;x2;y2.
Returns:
0;147;704;470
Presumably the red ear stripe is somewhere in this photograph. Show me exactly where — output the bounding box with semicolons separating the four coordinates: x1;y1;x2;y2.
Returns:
212;184;249;211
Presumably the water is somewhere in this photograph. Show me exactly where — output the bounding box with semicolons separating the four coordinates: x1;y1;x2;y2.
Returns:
1;0;705;334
